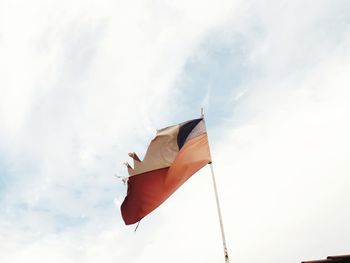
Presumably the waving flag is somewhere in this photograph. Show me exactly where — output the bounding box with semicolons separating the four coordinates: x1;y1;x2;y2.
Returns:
121;118;211;225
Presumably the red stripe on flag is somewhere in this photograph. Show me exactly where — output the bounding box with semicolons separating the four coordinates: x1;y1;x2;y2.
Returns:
121;167;169;225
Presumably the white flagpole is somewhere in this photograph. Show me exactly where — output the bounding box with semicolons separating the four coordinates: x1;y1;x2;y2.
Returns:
210;162;229;263
201;108;229;263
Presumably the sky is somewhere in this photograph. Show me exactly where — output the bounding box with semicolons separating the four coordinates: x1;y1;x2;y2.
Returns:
0;0;350;262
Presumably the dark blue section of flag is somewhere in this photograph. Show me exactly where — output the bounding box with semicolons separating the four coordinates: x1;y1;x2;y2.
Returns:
177;118;202;149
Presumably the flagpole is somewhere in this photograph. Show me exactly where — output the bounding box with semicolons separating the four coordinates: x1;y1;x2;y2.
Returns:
201;108;229;263
210;162;229;263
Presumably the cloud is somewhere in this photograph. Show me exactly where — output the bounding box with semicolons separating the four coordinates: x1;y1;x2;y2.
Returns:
1;0;349;262
218;44;350;263
0;0;240;262
130;1;350;263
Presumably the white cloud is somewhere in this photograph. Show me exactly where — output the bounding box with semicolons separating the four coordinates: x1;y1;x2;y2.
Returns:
126;1;350;263
1;0;349;262
217;45;350;262
0;0;240;262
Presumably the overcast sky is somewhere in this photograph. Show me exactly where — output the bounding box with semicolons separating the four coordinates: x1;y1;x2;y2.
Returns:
1;0;350;262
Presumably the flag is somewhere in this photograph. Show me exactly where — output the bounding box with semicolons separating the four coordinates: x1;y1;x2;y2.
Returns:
121;118;211;225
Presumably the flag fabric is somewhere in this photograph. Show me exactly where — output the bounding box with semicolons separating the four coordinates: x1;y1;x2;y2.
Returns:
121;118;211;225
